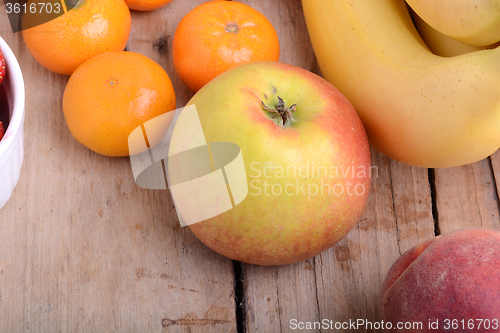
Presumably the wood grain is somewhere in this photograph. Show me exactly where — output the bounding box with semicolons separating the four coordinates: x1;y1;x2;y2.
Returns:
388;159;435;254
242;149;435;333
0;0;497;332
434;157;500;234
238;1;435;332
0;2;236;332
238;1;321;332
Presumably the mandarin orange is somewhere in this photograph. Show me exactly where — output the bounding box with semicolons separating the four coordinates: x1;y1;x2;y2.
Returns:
124;0;174;11
172;1;280;92
22;0;131;75
63;51;176;157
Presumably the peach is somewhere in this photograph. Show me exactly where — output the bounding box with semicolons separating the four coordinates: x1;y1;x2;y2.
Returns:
379;228;500;332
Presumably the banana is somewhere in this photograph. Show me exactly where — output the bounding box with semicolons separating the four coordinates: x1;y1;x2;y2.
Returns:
405;0;500;47
302;0;500;168
410;7;500;57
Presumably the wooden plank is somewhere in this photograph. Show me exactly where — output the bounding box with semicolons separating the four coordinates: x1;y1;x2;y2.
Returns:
433;157;500;234
236;1;320;332
388;159;435;254
313;152;434;333
2;0;488;332
236;1;436;331
243;148;435;333
0;2;237;332
312;150;400;331
244;258;319;332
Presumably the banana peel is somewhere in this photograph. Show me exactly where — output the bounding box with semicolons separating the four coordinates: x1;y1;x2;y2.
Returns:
410;7;500;57
302;0;500;168
405;0;500;47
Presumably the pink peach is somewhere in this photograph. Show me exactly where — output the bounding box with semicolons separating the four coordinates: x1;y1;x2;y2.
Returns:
380;228;500;332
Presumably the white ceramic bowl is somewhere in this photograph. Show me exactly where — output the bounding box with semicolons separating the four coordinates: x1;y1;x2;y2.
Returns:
0;37;25;210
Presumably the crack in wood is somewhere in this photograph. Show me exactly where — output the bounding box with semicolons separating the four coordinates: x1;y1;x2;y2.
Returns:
275;269;283;333
161;318;230;327
387;159;402;255
428;168;440;236
471;164;485;227
312;257;322;326
487;156;500;216
233;261;246;333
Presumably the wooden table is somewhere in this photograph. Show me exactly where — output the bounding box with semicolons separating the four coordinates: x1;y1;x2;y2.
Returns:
1;0;499;332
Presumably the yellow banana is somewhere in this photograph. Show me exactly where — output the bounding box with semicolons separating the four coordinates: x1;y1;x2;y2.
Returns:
405;0;500;47
410;7;500;57
302;0;500;168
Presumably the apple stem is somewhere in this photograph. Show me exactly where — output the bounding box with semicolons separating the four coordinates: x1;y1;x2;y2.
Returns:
261;96;298;126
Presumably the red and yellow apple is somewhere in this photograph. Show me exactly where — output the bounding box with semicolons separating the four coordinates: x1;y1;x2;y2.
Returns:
169;61;371;265
380;228;500;332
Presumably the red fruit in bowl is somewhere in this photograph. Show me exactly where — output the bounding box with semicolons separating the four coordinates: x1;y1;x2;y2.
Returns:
0;45;5;140
0;46;5;85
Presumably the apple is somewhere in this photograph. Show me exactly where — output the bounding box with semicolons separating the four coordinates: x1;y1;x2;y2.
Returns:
168;61;371;265
380;228;500;332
